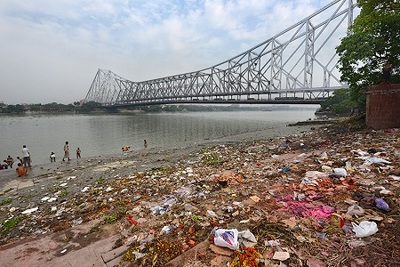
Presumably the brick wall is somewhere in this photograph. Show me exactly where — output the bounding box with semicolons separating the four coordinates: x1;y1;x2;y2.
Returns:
366;84;400;130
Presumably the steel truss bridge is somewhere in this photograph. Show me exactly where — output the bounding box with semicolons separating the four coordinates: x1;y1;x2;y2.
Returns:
85;0;357;107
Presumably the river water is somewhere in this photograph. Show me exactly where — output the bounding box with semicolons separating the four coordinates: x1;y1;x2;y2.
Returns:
0;107;318;166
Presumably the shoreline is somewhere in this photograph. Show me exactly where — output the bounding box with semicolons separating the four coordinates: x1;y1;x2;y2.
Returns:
0;124;314;191
0;110;319;166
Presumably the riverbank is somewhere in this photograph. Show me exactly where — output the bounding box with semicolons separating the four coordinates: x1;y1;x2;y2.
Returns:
0;121;399;267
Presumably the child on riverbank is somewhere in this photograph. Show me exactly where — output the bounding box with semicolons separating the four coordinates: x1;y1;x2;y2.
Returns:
50;152;56;162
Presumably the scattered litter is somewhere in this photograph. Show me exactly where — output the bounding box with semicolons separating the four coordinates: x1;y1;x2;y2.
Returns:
81;186;90;192
249;195;261;203
352;221;378;238
160;225;176;235
238;229;257;247
21;207;38;215
389;175;400;181
363;157;391;165
346;203;365;217
375;197;390;211
41;196;50;202
72;217;83;225
333;167;347;177
47;197;57;203
126;214;138;225
273;251;290;261
1;125;399;266
213;228;239;250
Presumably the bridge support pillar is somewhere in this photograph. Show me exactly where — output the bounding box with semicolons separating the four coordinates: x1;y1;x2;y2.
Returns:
366;84;400;130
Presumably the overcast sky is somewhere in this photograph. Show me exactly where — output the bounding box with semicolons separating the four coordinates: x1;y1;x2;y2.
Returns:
0;0;335;105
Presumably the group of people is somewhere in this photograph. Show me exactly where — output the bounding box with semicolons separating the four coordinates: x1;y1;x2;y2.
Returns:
1;145;35;176
122;140;148;152
50;141;81;162
1;141;83;178
14;144;32;177
0;155;15;170
7;139;150;177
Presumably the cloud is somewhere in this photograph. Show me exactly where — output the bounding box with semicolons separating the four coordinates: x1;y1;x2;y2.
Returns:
0;0;337;104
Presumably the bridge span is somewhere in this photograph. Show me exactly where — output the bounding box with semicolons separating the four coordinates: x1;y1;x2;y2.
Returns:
85;0;356;107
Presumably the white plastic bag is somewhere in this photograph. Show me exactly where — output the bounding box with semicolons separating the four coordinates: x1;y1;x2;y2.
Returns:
352;221;378;238
214;228;239;250
346;203;365;217
238;229;257;247
333;168;347;177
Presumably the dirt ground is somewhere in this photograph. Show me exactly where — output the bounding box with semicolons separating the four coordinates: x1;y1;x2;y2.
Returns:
1;120;399;267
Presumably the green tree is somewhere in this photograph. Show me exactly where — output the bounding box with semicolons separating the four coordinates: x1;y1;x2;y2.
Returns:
319;89;356;115
77;101;102;113
29;103;42;112
5;104;25;113
336;0;400;112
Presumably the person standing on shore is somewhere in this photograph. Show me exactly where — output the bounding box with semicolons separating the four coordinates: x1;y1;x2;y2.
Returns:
76;147;81;159
62;141;70;161
22;145;31;168
144;140;148;149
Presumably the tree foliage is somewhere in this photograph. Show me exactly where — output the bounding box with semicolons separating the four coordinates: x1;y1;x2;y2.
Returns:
336;0;400;111
319;89;356;115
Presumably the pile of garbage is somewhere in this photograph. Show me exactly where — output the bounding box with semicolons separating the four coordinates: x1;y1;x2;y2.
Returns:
1;124;399;266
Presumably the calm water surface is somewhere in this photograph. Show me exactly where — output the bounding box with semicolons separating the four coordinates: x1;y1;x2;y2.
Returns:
0;108;317;165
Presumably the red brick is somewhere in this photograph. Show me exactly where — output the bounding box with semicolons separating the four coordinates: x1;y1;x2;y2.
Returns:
366;84;400;130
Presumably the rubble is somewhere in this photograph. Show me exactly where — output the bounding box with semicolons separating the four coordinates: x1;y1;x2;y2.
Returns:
0;123;400;266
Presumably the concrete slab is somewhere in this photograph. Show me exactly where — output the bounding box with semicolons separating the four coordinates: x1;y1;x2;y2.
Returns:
101;244;130;263
0;236;60;267
17;179;34;189
0;230;125;267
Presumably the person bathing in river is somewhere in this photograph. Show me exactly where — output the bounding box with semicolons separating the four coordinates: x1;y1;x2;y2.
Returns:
16;163;27;177
1;161;8;169
6;155;14;168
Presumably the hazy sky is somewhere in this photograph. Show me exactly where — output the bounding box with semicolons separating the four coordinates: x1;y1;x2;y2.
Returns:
0;0;334;104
